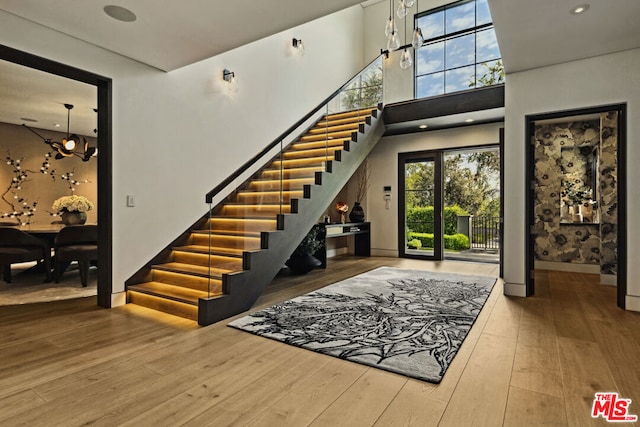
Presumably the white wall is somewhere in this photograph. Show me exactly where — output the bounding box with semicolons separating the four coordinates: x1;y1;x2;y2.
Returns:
363;0;451;104
0;6;365;302
503;48;640;309
366;123;503;256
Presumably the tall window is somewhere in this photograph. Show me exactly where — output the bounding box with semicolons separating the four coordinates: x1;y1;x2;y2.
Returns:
415;0;502;99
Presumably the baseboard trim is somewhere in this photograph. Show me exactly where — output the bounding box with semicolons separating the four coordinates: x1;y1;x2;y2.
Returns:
371;248;398;257
535;261;600;274
626;295;640;313
504;282;526;297
600;274;616;287
111;291;126;307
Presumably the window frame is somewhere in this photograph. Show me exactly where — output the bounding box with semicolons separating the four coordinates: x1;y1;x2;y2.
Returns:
414;0;501;99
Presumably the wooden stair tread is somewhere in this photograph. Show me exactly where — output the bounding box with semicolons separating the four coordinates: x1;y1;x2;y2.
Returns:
152;262;235;278
128;281;212;305
315;116;371;127
192;229;262;238
290;138;350;150
325;108;377;120
174;245;244;257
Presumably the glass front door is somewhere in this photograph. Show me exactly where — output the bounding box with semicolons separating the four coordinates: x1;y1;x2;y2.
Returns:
399;152;442;259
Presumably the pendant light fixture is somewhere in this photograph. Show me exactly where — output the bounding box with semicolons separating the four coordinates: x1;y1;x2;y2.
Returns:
22;103;96;161
411;0;424;49
399;14;413;70
386;0;400;51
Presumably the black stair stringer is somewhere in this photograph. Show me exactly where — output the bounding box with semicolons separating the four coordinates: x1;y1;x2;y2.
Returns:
197;110;385;326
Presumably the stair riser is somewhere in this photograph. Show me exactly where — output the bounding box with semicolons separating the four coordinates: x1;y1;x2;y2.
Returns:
308;123;362;134
300;132;354;142
249;181;314;191
315;115;371;128
290;139;349;151
283;147;342;159
128;291;198;321
271;158;333;168
326;108;377;120
208;219;276;232
151;269;222;293
235;192;302;204
260;171;319;180
221;205;291;216
173;251;243;270
190;234;261;250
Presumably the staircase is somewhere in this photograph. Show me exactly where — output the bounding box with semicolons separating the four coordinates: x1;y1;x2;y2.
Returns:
126;105;385;325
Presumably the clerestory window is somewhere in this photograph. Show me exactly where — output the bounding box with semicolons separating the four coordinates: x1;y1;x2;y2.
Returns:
415;0;503;99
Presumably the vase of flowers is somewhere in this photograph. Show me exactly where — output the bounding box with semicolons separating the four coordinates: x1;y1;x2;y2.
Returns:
336;201;349;224
561;176;592;223
52;195;94;225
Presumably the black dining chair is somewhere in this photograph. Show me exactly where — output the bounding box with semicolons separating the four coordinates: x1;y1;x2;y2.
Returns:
54;225;98;287
0;227;52;283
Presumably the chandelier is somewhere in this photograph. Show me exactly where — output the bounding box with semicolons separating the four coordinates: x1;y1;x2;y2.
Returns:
384;0;423;70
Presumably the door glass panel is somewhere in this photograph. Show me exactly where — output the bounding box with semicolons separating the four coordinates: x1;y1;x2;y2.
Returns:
404;159;435;257
443;147;500;263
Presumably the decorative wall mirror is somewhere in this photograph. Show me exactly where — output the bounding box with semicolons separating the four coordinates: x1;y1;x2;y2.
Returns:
560;144;599;224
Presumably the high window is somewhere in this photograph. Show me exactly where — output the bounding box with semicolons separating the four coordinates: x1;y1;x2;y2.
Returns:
415;0;502;99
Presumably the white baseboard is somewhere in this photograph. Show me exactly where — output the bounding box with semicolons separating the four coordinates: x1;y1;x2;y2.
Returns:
111;291;126;307
626;295;640;313
504;282;527;297
535;261;600;274
371;248;399;257
600;274;617;287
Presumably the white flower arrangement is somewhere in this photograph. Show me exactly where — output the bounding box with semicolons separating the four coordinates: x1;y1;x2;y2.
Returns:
52;195;94;213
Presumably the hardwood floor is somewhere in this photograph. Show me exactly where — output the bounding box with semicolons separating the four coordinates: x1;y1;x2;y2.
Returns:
1;256;639;426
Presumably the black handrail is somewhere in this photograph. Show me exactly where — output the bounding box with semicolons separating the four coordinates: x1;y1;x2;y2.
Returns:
205;54;384;203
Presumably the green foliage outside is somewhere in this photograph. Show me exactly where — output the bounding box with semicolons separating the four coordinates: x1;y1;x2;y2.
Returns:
407;232;470;251
469;60;505;88
406;205;469;235
407;239;422;249
341;66;383;110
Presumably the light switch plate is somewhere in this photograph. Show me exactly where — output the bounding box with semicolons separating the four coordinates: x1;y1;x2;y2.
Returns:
126;195;135;207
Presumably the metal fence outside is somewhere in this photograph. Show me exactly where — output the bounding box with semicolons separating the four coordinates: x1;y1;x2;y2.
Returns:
470;215;500;250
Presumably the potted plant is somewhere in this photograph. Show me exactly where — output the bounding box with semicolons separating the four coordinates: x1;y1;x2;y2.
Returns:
285;226;324;274
52;195;94;225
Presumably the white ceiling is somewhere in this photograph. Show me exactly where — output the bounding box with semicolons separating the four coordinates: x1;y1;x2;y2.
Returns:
488;0;640;73
1;0;640;134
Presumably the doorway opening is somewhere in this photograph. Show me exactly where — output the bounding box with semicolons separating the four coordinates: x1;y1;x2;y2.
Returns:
525;104;626;307
0;44;113;308
399;144;502;265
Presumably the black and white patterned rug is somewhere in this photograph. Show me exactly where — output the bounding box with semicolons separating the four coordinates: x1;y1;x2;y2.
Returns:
228;267;496;383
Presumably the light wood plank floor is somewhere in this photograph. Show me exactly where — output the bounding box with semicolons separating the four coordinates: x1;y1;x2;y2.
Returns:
1;256;639;426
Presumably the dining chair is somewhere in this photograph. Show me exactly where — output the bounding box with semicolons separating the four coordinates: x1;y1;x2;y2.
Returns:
54;225;98;287
0;227;52;283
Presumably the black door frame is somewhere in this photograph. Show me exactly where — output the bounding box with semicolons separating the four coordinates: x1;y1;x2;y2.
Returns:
0;44;114;308
398;150;443;260
524;104;626;307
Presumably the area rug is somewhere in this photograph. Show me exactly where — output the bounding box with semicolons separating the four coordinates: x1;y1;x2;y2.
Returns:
228;266;496;383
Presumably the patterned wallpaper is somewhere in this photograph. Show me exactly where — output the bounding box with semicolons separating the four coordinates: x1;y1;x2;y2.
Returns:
533;114;618;278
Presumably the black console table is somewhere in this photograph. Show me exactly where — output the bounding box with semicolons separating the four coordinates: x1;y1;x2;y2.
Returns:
314;222;370;268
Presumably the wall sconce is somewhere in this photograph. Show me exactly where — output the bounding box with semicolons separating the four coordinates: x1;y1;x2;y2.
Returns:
222;69;235;83
380;48;390;59
292;38;305;56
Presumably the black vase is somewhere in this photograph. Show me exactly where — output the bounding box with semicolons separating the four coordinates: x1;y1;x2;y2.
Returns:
349;202;365;223
285;252;322;275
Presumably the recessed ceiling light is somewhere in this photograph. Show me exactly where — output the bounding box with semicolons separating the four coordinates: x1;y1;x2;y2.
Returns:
104;5;137;22
419;124;428;129
464;118;474;123
53;123;61;127
20;117;38;123
570;4;590;14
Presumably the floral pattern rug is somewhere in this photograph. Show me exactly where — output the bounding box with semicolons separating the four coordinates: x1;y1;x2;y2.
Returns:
228;267;496;383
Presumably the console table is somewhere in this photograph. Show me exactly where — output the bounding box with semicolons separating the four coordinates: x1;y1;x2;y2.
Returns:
314;222;370;268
